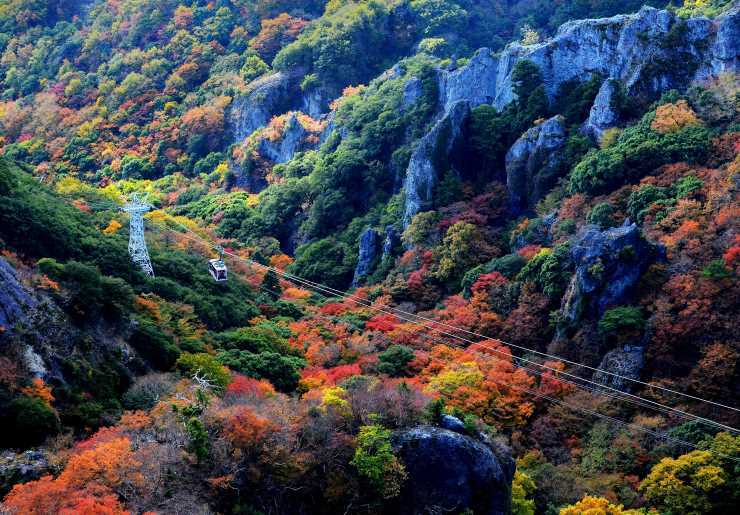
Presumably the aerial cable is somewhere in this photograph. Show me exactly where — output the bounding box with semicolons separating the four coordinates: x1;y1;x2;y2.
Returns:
146;219;740;431
229;253;740;434
240;256;738;435
210;254;740;462
248;260;740;413
143;221;740;460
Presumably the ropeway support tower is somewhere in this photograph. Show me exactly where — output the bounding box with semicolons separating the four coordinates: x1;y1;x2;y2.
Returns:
122;193;154;277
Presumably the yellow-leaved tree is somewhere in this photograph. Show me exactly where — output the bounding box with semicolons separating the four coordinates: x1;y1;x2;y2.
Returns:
639;432;739;515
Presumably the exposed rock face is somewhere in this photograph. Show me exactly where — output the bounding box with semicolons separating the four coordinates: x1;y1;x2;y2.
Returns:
505;115;567;214
300;86;338;118
0;450;53;497
381;225;400;260
439;414;467;433
403;101;470;225
593;345;645;391
351;228;380;287
582;79;621;141
560;220;657;324
0;257;37;335
438;48;499;114
490;6;739;110
258;113;313;164
402;76;423;109
431;6;739;117
405;6;740;226
228;72;298;141
391;426;514;515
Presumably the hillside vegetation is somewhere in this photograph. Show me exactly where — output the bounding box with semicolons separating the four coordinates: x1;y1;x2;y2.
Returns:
0;0;738;514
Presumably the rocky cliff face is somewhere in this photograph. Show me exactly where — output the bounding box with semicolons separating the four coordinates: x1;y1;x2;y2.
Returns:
391;423;514;515
582;78;622;141
0;257;36;335
434;6;740;116
559;221;657;325
489;5;738;110
402;101;470;225
257;113;322;164
351;228;380;287
402;6;738;220
227;72;299;142
505;115;567;214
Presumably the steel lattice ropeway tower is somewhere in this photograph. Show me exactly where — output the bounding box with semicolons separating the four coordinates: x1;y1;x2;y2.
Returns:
122;193;154;277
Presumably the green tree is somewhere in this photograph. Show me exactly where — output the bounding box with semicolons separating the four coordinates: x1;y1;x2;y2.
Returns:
129;318;179;370
216;350;305;392
598;306;645;341
5;396;60;448
377;345;414;377
436;221;494;284
587;202;617;229
351;424;407;499
640;432;740;515
511;469;536;515
261;269;282;300
176;352;231;390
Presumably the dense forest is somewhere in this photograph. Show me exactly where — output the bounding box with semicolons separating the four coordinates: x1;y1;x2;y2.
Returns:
0;0;738;514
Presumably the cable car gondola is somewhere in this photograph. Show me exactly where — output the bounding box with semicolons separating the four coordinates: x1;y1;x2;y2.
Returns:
208;247;228;282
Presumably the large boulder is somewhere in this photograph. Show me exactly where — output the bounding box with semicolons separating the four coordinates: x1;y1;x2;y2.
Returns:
505;115;567;215
403;101;470;225
593;345;645;391
560;220;658;324
390;426;514;515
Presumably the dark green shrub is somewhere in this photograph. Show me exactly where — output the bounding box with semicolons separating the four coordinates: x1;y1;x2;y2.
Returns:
570;117;711;195
216;350;305;392
8;396;60;448
627;184;670;222
516;244;572;298
129;318;179;370
377;345;415;377
702;259;733;280
598;306;645;338
587;202;617;228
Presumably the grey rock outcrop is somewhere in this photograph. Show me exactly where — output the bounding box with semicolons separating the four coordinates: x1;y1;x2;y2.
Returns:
228;72;298;141
382;225;400;260
593;345;645;390
402;6;738;226
505;115;567;214
403;101;470;225
432;6;739;116
391;426;514;515
560;220;657;324
351;228;380;287
402;76;423;109
258;113;314;164
0;257;37;335
0;450;53;497
438;48;500;114
439;414;467;433
582;79;621;141
490;6;739;110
